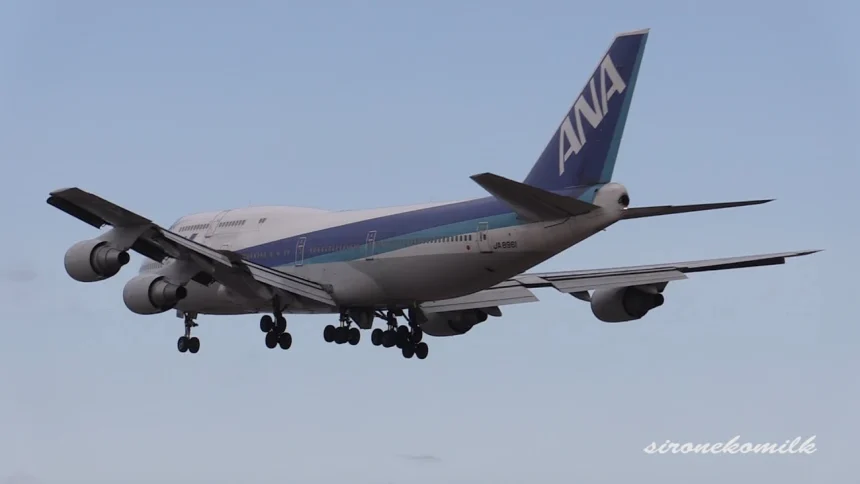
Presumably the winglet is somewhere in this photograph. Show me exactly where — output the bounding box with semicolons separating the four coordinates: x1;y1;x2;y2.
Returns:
471;172;600;222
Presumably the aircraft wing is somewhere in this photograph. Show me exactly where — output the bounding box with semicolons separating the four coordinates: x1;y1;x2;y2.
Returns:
47;187;337;306
420;250;819;313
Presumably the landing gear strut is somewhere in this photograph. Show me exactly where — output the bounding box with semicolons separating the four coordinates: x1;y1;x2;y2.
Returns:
323;312;360;345
259;298;292;350
177;312;200;354
370;309;428;359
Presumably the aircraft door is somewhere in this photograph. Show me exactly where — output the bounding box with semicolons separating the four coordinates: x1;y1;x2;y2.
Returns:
205;211;230;239
476;222;493;253
295;237;307;267
365;231;377;260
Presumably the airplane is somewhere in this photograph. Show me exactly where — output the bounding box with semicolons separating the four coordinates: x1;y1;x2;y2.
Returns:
46;28;818;359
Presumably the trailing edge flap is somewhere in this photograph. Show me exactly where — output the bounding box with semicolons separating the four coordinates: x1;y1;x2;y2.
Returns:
470;172;600;222
621;199;772;219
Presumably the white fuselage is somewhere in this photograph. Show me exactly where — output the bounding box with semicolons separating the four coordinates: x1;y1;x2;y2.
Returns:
142;184;629;316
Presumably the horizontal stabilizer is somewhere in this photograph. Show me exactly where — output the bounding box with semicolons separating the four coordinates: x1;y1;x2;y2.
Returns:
622;199;772;220
471;172;600;222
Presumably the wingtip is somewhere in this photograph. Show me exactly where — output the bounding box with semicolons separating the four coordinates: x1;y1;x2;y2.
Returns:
49;187;76;196
470;172;498;182
790;249;824;257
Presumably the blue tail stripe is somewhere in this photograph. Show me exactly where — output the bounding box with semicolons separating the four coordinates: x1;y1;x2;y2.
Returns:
600;32;648;183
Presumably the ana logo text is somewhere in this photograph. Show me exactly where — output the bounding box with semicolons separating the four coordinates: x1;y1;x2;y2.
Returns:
558;54;626;175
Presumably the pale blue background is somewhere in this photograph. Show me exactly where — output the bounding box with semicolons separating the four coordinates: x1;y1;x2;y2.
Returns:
0;1;856;483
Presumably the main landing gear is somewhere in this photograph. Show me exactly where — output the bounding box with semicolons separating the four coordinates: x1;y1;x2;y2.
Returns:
323;312;361;345
370;310;428;359
259;301;292;350
177;312;200;354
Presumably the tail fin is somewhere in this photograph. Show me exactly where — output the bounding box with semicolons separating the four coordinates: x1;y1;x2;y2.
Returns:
523;29;649;191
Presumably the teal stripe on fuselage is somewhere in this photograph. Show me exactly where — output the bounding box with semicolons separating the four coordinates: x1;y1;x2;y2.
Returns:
288;212;521;266
239;185;604;268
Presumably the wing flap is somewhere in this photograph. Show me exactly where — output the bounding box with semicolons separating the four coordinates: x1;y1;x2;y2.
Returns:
543;269;688;293
529;250;820;281
422;282;538;313
417;249;819;313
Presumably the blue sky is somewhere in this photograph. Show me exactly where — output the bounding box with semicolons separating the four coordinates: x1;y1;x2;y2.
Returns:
0;1;857;483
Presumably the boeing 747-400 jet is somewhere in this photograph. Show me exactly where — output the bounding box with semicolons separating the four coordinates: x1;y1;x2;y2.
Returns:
47;29;818;359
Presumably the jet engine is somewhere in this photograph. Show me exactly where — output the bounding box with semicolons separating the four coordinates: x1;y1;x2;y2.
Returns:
123;274;188;315
64;239;130;282
590;286;665;323
420;309;489;337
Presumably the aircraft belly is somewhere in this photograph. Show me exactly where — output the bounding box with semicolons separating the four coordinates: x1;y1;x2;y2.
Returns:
174;280;254;315
342;251;548;303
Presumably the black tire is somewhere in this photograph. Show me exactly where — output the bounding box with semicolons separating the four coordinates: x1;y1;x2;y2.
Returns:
177;336;188;353
278;332;292;350
415;342;429;360
382;330;395;348
371;328;383;346
402;345;415;359
265;331;278;349
348;327;360;345
188;337;200;354
323;325;336;343
396;329;410;348
275;316;287;334
410;327;423;343
335;327;348;344
260;315;274;333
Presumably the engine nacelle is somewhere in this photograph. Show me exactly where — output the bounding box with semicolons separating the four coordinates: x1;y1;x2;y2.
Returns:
420;309;489;337
64;239;131;282
123;274;188;315
590;286;665;323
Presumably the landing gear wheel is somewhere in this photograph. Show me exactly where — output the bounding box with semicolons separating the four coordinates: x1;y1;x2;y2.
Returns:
415;342;429;360
265;331;278;349
396;326;410;348
348;327;360;345
323;325;336;343
402;345;415;359
382;330;396;348
260;315;274;333
178;313;200;354
335;326;348;344
371;328;383;346
275;316;287;334
278;332;292;350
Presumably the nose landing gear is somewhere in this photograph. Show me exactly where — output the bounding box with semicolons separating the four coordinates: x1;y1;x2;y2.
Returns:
177;312;200;354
